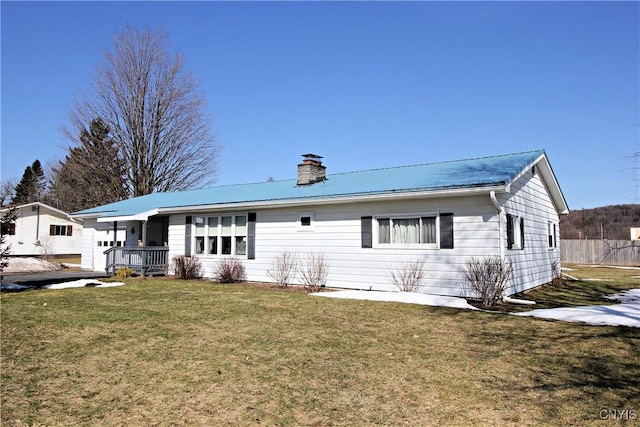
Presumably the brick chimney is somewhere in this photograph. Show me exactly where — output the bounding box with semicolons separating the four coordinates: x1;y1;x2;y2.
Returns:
297;153;326;185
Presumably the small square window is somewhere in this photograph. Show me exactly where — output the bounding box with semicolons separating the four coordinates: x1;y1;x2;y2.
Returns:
297;212;315;231
297;212;315;230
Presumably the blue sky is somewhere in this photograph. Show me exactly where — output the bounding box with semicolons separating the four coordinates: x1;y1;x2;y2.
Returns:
1;1;638;210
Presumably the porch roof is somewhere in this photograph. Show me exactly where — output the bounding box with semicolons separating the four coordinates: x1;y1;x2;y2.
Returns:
73;150;568;220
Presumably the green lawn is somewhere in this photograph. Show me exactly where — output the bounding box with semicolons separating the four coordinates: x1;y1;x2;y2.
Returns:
2;266;639;426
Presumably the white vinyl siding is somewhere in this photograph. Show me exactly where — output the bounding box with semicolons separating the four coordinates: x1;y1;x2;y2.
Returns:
3;204;83;257
166;196;499;296
499;167;561;294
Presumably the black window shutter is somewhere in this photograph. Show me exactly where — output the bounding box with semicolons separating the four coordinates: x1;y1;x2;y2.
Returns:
520;218;525;250
440;213;454;249
247;212;256;259
50;225;56;236
506;214;513;250
184;216;192;256
67;226;73;236
361;216;373;248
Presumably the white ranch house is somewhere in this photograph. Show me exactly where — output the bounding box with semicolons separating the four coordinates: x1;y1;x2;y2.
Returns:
73;150;569;297
1;202;83;257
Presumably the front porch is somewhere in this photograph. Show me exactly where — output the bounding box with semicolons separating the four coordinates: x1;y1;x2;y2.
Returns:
104;246;169;276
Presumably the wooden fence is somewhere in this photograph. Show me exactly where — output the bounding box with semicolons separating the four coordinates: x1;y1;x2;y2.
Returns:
561;239;640;266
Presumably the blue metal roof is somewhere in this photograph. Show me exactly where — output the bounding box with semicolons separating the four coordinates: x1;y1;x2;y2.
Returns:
74;150;546;218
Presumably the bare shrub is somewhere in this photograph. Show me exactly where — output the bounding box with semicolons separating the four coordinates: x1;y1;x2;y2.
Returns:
390;260;426;292
266;252;299;288
214;257;246;283
550;260;563;286
299;253;329;292
461;257;513;307
172;255;202;279
37;235;56;262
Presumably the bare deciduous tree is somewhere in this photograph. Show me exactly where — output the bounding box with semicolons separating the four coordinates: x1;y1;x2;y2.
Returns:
63;26;219;198
0;180;16;207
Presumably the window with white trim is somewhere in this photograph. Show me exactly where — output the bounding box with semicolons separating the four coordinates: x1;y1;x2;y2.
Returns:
194;214;247;256
506;214;524;250
375;215;438;247
548;222;557;249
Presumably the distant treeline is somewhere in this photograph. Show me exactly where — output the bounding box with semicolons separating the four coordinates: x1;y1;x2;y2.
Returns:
560;204;640;240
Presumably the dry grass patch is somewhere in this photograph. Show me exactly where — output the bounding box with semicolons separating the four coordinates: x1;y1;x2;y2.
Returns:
507;263;640;311
2;275;639;426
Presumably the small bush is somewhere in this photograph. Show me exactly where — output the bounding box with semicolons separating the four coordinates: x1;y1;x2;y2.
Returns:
390;260;426;292
214;257;246;283
266;252;299;288
115;267;136;279
172;255;202;280
550;260;563;286
299;253;329;292
461;256;513;307
37;236;56;262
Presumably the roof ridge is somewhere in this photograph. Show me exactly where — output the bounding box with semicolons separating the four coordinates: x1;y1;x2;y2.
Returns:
323;149;545;177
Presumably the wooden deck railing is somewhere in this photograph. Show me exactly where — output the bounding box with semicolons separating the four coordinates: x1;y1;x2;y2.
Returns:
104;246;169;276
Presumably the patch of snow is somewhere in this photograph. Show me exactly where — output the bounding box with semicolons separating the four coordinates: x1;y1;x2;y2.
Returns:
44;279;125;290
312;290;479;310
605;289;640;304
312;289;640;328
3;257;60;273
513;302;640;328
61;263;82;269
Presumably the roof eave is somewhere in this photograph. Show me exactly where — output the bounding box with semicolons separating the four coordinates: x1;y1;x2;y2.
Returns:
95;209;160;223
3;201;83;223
155;184;507;215
506;153;569;216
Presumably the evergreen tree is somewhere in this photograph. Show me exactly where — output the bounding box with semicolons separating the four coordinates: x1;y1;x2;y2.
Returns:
49;118;128;212
12;160;46;204
0;208;16;271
